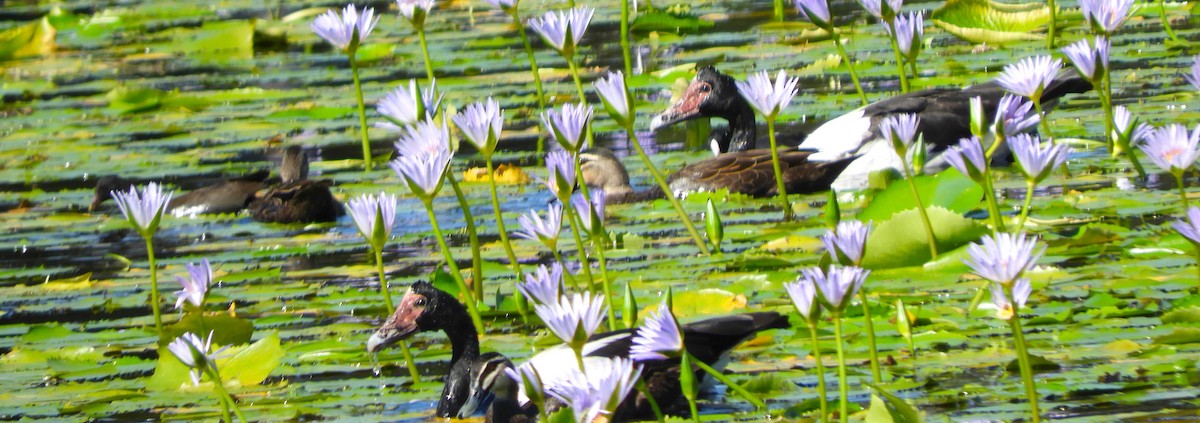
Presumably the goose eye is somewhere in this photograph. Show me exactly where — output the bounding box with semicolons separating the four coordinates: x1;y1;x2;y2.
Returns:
698;83;711;93
414;298;427;307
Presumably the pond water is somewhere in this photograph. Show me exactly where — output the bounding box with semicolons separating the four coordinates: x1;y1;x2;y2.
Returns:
3;0;1200;421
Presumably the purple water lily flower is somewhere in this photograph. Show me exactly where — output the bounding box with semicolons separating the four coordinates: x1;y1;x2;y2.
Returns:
515;203;564;249
396;0;435;26
891;12;923;59
518;262;564;306
594;71;631;124
347;192;397;248
989;279;1032;320
528;6;594;56
166;331;231;386
879;113;920;154
1112;105;1151;145
1175;206;1200;245
504;362;545;405
571;189;606;234
483;0;517;11
1185;55;1200;92
389;150;451;200
965;232;1045;286
1138;123;1200;175
452;98;503;157
629;300;684;361
377;79;444;129
803;265;870;311
1009;133;1071;183
394;116;452;158
822;220;872;266
996;56;1061;100
174;259;212;310
310;4;379;52
1079;0;1135;34
994;94;1040;136
793;0;832;27
535;292;607;347
542;102;592;152
112;182;174;235
736;70;799;120
944;137;988;182
784;278;820;320
544;150;577;199
1062;36;1109;83
546;357;643;422
858;0;903;20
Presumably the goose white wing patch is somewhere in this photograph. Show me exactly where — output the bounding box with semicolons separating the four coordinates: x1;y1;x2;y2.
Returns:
801;108;874;161
515;332;634;405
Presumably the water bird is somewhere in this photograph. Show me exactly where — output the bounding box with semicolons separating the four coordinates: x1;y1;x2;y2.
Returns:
580;147;854;204
650;66;1091;191
248;145;343;224
365;281;789;422
89;170;269;217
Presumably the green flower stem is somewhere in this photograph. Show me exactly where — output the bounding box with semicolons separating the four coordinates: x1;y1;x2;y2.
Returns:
831;314;851;423
766;118;794;221
1160;0;1178;40
620;0;633;75
144;236;162;334
1032;99;1070;178
1101;70;1148;178
860;291;882;385
635;379;666;423
417;27;435;82
573;345;586;373
485;158;524;279
591;238;618;331
623;126;711;254
551;248;581;289
830;33;869;106
774;0;785;21
680;353;702;423
375;249;421;383
1046;0;1057;49
1016;180;1037;230
807;321;830;423
1005;287;1041;423
422;199;485;334
691;353;767;409
562;201;597;291
348;54;373;172
900;161;938;259
217;391;232;423
512;12;548;156
373;249;395;311
885;21;910;93
1177;173;1191;214
205;367;247;423
982;171;1007;232
444;173;485;302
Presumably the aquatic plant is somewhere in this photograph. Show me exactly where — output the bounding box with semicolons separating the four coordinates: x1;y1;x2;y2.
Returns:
807;265;870;423
1139;123;1200;212
174;259;211;311
784;277;828;421
793;0;867;104
481;0;549;155
860;0;913;91
1172;206;1200;279
390;117;484;333
532;291;607;371
571;188;617;329
545;357;643;423
529;6;595;105
505;363;548;421
517;262;564;306
1009;133;1071;228
965;233;1046;422
880;113;938;258
736;70;801;221
945;135;1005;230
822;221;881;384
997;55;1062;148
309;4;379;171
346;192;420;382
112;183;173;334
396;0;437;81
166;331;244;423
376;79;442;130
594;71;711;253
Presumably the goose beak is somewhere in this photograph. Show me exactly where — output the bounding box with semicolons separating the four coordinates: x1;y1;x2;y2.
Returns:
650;84;707;131
366;294;423;353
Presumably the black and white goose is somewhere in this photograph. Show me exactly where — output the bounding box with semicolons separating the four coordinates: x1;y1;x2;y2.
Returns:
366;282;789;421
649;66;1091;191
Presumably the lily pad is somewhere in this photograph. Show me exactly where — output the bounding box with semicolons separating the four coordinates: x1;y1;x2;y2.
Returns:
858;170;983;223
931;0;1049;44
861;206;988;269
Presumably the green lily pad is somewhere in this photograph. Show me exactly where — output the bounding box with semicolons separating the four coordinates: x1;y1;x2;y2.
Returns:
931;0;1049;44
862;206;988;269
0;17;55;60
859;169;983;223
